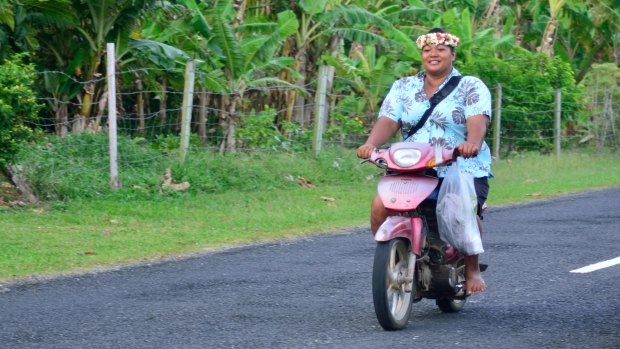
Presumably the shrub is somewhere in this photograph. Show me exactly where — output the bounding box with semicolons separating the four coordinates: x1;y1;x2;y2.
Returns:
459;48;583;155
0;53;42;167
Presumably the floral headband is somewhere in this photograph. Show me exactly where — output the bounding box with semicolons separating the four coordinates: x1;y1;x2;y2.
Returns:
416;32;460;49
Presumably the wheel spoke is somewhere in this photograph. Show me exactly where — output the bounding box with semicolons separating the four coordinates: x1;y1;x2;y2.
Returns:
387;268;399;288
389;290;399;314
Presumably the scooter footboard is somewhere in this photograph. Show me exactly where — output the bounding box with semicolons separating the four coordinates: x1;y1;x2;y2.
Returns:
375;216;425;256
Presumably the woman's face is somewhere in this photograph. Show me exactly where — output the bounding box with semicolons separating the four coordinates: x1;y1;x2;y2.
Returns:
421;44;455;76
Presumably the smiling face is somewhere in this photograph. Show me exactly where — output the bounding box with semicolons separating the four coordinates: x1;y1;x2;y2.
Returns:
421;44;456;77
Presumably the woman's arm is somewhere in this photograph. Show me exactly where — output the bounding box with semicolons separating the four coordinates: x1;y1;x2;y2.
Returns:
357;117;400;158
457;114;489;158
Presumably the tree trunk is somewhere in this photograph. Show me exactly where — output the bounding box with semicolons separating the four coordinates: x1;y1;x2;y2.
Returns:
291;48;308;126
94;91;108;133
219;95;229;154
54;101;69;137
159;79;168;131
198;87;209;145
538;18;557;56
74;80;94;133
224;95;240;153
232;0;247;27
136;78;145;134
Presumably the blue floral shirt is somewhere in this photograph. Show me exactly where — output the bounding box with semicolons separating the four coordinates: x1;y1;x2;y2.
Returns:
379;68;493;178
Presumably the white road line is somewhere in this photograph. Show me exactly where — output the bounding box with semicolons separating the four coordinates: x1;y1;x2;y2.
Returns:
570;256;620;274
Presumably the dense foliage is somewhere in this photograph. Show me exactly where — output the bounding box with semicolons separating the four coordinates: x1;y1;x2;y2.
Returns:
0;54;41;166
460;48;584;154
0;0;618;172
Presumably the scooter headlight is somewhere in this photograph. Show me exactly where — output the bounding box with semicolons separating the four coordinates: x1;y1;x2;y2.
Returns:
392;148;422;168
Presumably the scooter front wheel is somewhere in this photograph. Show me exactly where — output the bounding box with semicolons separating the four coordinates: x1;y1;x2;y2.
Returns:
372;238;414;331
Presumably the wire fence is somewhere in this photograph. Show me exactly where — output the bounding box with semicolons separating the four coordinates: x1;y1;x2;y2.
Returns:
25;57;619;190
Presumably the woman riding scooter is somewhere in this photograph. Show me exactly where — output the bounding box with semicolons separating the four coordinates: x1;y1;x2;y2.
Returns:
357;28;492;295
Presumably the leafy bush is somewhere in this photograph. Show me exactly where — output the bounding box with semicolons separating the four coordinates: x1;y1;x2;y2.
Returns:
459;48;584;155
236;107;312;152
324;106;367;147
0;54;42;167
237;107;285;150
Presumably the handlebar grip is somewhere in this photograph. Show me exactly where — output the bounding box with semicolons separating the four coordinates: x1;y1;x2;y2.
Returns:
452;148;460;161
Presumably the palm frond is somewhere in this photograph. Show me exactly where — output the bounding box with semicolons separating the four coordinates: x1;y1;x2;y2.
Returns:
196;68;227;93
179;0;212;38
129;38;191;67
327;28;391;47
235;22;278;34
246;57;295;79
323;52;361;82
247;77;304;92
320;5;392;29
211;8;244;79
381;26;421;62
242;11;298;68
22;0;77;27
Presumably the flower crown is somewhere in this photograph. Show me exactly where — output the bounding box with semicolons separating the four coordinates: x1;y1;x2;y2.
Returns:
416;32;460;49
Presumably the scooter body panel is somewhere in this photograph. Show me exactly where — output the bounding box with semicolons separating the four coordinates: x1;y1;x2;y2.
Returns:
377;175;439;212
375;216;425;256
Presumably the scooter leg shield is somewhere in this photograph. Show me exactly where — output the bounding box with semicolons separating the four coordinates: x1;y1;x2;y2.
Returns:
375;216;425;256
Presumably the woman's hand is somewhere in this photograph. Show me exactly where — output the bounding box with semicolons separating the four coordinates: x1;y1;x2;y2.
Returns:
458;114;489;158
356;117;400;159
357;143;376;159
456;142;480;158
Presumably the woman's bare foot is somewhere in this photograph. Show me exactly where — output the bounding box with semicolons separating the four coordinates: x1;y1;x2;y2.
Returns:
464;255;487;295
465;270;487;295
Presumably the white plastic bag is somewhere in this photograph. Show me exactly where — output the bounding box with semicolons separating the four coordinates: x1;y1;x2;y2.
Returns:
436;162;484;255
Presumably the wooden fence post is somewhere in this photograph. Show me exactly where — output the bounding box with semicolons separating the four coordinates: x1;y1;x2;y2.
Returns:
179;60;196;164
493;83;502;160
554;88;562;159
106;43;119;189
313;65;333;155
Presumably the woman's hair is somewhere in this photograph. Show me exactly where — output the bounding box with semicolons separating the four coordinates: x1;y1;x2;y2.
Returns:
428;28;448;34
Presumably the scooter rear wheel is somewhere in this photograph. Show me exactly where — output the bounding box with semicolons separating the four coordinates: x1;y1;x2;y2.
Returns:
436;261;467;313
436;298;466;313
372;238;414;330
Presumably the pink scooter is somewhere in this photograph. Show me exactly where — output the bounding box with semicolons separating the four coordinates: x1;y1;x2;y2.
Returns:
366;142;481;331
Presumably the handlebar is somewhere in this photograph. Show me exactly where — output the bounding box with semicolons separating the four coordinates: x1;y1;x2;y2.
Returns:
359;142;464;170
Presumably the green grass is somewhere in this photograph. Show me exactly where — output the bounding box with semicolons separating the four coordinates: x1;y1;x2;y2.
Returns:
1;149;619;283
490;151;620;205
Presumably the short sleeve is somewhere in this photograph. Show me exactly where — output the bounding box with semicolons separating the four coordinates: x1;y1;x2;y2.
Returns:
378;79;404;122
462;77;492;120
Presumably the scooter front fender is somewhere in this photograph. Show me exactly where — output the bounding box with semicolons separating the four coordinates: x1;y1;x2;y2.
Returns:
375;216;425;256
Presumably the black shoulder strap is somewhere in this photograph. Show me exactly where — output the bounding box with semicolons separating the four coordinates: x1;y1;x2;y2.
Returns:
403;75;462;140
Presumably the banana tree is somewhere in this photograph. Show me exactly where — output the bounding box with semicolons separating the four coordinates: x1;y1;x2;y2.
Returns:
60;0;156;133
323;45;409;119
200;0;301;152
538;0;567;55
0;0;76;61
286;0;394;125
559;0;620;83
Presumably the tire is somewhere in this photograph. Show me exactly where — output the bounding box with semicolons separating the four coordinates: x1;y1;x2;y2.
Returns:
436;298;466;313
372;239;414;330
435;262;467;313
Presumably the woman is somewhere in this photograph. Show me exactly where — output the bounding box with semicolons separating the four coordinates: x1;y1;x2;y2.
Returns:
357;28;492;295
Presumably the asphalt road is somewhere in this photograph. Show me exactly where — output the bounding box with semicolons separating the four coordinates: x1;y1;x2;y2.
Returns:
1;188;619;349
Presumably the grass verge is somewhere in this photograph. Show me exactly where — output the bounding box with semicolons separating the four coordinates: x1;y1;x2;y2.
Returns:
1;150;619;283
